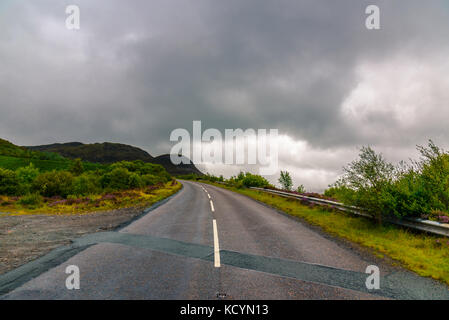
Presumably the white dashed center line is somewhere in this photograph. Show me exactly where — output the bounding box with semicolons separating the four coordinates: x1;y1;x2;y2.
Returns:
200;184;220;267
212;219;220;268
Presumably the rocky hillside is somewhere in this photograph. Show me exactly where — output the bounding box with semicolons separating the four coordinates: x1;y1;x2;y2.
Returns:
26;142;203;176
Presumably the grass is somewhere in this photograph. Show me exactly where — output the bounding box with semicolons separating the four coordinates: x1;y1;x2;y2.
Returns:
0;181;182;215
203;181;449;286
0;155;104;172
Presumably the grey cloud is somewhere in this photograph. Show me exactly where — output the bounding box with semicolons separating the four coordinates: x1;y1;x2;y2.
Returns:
1;0;449;190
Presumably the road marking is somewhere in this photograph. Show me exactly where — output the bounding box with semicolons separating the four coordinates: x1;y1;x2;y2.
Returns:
210;200;215;212
213;219;220;268
207;193;211;199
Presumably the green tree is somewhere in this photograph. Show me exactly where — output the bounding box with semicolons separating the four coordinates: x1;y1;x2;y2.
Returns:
69;158;84;176
16;163;40;194
278;171;293;191
338;146;394;224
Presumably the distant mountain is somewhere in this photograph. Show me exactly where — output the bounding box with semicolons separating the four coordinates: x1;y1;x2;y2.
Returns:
152;154;203;176
26;142;203;176
27;142;154;163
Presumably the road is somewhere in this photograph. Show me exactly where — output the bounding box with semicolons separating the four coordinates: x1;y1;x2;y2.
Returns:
1;180;448;299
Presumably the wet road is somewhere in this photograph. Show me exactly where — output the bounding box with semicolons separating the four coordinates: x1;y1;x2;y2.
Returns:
1;180;448;299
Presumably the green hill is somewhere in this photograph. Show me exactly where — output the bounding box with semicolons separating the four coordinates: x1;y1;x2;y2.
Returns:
0;139;103;172
26;142;203;176
27;142;154;163
0;138;63;160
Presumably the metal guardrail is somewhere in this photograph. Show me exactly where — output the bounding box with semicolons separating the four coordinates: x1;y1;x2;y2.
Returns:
249;187;449;237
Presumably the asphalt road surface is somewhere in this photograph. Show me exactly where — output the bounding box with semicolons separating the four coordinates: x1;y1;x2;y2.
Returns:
1;180;448;299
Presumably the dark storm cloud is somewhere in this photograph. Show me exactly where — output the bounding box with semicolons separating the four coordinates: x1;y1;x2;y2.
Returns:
1;0;449;189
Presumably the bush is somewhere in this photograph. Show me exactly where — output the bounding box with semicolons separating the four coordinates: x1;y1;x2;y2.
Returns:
110;161;172;183
18;193;43;208
141;174;165;186
32;170;74;198
16;163;40;194
242;173;270;188
333;141;449;222
100;167;132;190
0;168;20;195
72;172;101;196
335;146;395;223
227;172;271;188
129;173;143;188
69;158;84;176
0;158;174;199
324;185;356;202
296;184;305;193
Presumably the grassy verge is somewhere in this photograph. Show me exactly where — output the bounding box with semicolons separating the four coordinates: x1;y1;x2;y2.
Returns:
0;181;181;215
203;181;449;286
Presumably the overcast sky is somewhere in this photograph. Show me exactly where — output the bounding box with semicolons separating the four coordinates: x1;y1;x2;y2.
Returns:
1;0;449;191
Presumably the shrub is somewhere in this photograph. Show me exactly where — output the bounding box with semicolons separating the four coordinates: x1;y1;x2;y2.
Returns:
235;180;244;189
333;141;449;222
335;146;395;224
72;172;101;196
242;173;270;188
0;168;20;195
296;184;305;193
100;167;132;190
227;171;271;188
16;163;40;184
129;173;143;188
110;161;172;183
16;163;40;194
416;142;449;213
18;193;43;208
69;158;84;176
141;174;165;186
324;185;356;202
32;170;74;198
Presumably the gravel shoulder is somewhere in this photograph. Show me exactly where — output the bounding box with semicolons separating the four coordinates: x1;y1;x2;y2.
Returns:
0;207;146;275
